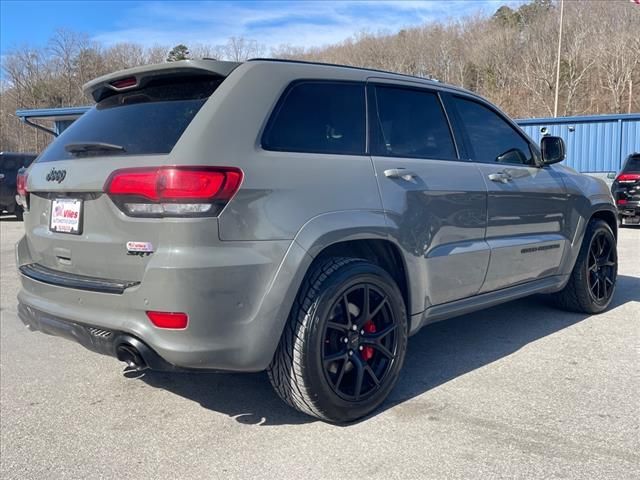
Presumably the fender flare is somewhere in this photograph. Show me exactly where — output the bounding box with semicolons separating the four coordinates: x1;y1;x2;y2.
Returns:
559;200;618;277
254;210;424;367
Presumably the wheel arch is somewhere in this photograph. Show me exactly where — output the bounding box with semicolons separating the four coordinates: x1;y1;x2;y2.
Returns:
558;202;619;279
590;206;618;239
292;210;421;318
312;239;410;318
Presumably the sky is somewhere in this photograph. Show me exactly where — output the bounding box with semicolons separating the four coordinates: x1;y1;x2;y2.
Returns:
0;0;525;55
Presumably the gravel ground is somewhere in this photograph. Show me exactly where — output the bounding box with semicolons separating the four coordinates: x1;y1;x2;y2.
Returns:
1;218;638;479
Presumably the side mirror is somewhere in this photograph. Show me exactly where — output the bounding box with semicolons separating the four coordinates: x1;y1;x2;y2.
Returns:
540;136;565;165
606;171;616;180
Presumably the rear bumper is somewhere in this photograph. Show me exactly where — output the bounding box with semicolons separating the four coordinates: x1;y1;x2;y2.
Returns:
18;303;180;371
617;202;640;217
0;193;17;211
16;235;312;372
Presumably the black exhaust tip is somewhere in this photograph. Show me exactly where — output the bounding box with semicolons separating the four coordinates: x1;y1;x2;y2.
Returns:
116;344;147;370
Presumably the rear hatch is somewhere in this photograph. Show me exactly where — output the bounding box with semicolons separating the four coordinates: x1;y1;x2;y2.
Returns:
612;154;640;210
22;61;239;283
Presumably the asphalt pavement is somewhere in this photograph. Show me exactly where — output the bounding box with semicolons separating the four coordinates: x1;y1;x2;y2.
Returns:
1;217;638;479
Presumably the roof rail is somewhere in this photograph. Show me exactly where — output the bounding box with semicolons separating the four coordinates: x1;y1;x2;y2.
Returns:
246;58;440;83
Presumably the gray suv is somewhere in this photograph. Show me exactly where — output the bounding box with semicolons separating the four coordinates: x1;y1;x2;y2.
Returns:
16;59;619;423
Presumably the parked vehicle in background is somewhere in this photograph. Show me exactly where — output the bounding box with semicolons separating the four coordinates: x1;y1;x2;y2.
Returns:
611;153;640;227
0;152;37;220
15;59;619;423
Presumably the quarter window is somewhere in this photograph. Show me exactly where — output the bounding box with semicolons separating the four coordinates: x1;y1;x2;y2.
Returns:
371;86;457;160
451;97;534;165
262;82;366;155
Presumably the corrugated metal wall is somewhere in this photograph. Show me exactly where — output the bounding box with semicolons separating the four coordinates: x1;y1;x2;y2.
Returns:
517;113;640;173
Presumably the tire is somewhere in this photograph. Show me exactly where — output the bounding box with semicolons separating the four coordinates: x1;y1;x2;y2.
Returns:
268;257;408;423
15;205;24;221
553;219;617;314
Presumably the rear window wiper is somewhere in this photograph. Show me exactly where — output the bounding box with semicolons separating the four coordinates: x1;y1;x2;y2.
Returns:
65;142;126;155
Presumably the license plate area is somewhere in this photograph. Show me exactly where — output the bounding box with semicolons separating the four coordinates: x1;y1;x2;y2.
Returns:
50;198;83;235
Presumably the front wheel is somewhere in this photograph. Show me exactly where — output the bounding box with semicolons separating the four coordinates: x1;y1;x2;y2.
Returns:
268;258;408;423
554;219;617;313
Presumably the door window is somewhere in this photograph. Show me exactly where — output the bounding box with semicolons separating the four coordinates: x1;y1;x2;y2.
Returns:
371;85;457;160
452;96;535;166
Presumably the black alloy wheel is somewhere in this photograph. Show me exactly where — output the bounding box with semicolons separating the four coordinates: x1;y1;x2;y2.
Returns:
268;258;408;423
322;283;400;402
553;219;617;314
586;230;617;305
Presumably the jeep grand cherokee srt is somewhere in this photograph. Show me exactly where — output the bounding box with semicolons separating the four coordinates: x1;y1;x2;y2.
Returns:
612;153;640;226
16;59;618;423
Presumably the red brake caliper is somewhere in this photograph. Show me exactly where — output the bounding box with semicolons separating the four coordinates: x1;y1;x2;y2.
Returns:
362;321;376;361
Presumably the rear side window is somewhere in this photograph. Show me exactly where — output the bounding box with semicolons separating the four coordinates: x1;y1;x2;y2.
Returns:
37;76;222;162
371;85;457;160
262;82;366;155
451;96;534;165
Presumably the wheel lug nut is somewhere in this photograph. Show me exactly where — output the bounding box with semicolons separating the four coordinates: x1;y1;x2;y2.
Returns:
359;345;363;351
343;337;348;343
360;330;364;335
348;350;353;356
352;325;358;331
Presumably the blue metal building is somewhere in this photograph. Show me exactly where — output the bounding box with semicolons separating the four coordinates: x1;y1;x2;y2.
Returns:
517;113;640;177
15;107;640;177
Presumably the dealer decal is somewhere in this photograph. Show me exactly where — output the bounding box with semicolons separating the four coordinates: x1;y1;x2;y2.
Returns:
126;241;154;256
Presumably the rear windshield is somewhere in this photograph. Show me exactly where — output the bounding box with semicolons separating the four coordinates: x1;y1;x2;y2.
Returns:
623;155;640;172
37;76;222;162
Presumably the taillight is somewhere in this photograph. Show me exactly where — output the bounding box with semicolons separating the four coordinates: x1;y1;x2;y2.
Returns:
617;199;628;205
146;311;188;329
16;171;28;208
16;171;28;196
616;173;640;182
105;167;243;217
110;77;137;89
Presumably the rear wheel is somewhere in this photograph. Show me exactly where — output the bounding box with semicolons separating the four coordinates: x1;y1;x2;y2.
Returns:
15;205;24;221
268;257;408;423
554;219;617;313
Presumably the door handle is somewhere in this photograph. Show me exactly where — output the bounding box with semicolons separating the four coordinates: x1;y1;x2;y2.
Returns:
384;168;418;180
488;172;512;184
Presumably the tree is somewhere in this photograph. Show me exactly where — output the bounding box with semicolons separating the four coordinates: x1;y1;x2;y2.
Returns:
2;0;639;154
166;44;190;62
493;6;518;27
223;37;265;62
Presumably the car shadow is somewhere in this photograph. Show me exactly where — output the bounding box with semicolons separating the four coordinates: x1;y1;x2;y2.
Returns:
0;214;21;221
137;274;639;426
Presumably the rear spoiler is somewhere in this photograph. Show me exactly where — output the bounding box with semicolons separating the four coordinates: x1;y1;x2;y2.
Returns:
83;59;241;102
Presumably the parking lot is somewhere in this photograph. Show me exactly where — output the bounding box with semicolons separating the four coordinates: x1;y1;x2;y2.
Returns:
0;218;638;479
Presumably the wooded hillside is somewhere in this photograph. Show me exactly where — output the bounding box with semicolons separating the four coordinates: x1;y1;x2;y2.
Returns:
1;0;638;153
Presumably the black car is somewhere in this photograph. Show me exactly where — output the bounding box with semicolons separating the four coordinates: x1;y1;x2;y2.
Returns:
0;152;37;220
612;153;640;226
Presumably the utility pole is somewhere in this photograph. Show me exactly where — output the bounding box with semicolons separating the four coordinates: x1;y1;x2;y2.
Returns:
553;0;564;118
